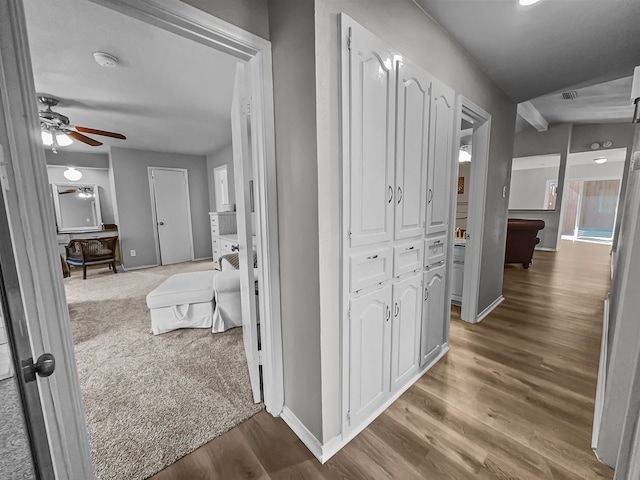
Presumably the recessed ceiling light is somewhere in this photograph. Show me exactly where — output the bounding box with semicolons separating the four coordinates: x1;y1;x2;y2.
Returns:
595;157;608;164
519;0;542;5
93;52;119;68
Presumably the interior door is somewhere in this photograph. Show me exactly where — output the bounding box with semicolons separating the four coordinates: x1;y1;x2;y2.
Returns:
151;168;193;265
231;63;261;403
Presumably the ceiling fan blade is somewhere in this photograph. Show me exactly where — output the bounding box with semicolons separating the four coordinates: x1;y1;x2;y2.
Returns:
75;126;126;140
68;131;103;146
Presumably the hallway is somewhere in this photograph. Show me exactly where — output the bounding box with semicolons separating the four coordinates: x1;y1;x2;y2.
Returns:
152;240;613;479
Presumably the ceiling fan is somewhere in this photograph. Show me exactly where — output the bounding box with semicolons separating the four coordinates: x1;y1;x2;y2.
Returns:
38;96;126;150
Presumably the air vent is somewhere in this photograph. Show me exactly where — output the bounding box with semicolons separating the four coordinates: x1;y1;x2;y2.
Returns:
561;91;579;100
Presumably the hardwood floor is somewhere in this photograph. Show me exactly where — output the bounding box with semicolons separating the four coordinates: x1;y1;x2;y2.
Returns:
151;240;614;479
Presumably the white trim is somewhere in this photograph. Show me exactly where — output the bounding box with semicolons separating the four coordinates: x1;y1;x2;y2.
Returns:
592;297;609;450
454;96;492;324
148;167;195;264
1;0;284;476
47;164;109;172
119;263;159;272
535;246;557;252
517;101;548;132
474;295;505;324
280;406;324;460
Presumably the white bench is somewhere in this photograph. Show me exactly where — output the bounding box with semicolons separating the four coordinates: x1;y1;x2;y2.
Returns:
146;271;216;335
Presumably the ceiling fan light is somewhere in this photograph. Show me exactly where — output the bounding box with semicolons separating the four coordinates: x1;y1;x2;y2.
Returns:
594;157;608;164
64;167;83;181
41;130;53;146
56;133;73;146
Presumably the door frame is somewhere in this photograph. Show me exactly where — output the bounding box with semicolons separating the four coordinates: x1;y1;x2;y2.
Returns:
451;96;491;324
0;0;283;477
148;167;195;265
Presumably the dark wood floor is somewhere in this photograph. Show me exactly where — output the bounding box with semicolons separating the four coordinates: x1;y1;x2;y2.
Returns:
151;240;614;479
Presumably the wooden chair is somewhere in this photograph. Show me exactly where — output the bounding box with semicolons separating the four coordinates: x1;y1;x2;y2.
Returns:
65;236;119;279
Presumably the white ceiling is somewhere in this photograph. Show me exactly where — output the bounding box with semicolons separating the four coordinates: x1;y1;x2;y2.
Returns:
513;148;627;170
24;0;240;156
414;0;640;104
512;154;561;171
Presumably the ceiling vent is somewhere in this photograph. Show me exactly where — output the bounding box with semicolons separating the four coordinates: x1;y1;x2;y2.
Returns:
561;90;579;100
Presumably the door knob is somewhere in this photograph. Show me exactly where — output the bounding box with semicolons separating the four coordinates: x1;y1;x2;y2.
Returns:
231;244;239;252
23;353;56;383
159;222;165;226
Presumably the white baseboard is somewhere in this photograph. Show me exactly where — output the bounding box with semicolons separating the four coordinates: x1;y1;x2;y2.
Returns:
535;246;557;251
193;256;213;261
592;297;609;450
119;263;159;272
475;295;505;323
283;346;450;464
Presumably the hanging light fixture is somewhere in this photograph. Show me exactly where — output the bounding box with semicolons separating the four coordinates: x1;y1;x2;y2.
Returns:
63;167;83;181
459;145;472;163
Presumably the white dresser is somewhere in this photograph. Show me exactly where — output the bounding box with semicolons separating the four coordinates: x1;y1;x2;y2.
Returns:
209;212;237;265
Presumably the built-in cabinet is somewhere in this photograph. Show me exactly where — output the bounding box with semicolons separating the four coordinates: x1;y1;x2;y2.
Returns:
342;17;455;436
209;211;237;265
451;244;465;304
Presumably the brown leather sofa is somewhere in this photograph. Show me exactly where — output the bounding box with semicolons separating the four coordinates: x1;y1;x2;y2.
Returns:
505;219;545;268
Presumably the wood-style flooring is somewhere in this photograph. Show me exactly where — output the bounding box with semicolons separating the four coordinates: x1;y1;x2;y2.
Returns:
151;240;614;479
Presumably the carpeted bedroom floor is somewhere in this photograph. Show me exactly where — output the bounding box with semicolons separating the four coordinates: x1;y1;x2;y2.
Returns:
65;261;262;480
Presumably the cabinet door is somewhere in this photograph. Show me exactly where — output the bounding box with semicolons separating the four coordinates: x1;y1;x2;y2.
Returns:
420;265;446;366
451;259;464;303
395;61;429;240
348;26;396;247
426;79;455;236
390;274;422;392
348;286;392;427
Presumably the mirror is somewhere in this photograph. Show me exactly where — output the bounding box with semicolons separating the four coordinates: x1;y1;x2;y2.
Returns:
509;154;561;210
214;165;230;210
52;183;103;232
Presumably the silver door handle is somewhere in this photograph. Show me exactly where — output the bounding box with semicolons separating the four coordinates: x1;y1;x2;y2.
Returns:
406;246;415;251
23;353;56;383
397;186;403;204
425;288;429;301
394;303;399;317
427;189;433;204
367;254;379;260
387;185;393;203
159;221;165;226
386;305;391;321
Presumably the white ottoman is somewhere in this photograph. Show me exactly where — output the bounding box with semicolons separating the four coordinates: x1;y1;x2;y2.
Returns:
146;271;216;335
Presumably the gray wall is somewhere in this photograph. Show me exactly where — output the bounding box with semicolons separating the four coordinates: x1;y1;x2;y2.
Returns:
182;0;269;40
455;162;471;230
314;0;516;442
509;166;559;210
268;0;323;441
44;149;109;169
46;166;116;225
597;125;640;467
206;144;235;212
511;124;572;249
109;147;211;268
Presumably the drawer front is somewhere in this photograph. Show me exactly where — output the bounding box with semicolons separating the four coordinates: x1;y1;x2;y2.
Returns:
393;240;423;277
349;248;393;293
212;239;220;259
210;214;219;226
425;236;446;266
220;239;236;255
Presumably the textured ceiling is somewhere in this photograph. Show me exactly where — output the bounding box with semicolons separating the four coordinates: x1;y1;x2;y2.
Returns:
24;0;240;156
414;0;640;103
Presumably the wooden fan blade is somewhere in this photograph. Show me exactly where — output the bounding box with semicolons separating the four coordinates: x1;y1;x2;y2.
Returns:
75;126;126;140
68;131;103;146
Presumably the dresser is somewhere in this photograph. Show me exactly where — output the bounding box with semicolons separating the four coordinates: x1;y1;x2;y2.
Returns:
209;212;237;265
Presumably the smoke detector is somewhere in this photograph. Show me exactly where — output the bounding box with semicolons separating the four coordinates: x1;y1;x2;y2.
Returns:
93;52;118;68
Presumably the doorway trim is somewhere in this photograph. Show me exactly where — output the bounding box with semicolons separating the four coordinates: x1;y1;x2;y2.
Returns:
0;0;283;477
452;96;492;323
148;167;195;265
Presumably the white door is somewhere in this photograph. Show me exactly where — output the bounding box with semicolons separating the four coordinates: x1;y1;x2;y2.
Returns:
395;60;429;240
390;274;422;392
151;168;193;265
426;79;455;236
348;286;392;429
231;63;261;403
348;23;396;248
420;265;445;366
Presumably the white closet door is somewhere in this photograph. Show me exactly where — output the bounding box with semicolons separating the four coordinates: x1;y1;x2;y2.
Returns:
426;79;455;236
348;286;392;428
348;24;396;248
390;274;422;391
395;61;430;240
420;265;446;366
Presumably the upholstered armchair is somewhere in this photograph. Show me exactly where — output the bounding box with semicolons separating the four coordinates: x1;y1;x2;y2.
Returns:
505;219;545;268
65;236;119;279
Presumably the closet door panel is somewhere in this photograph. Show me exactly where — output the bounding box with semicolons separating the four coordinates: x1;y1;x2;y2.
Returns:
395;62;429;240
426;80;455;236
390;274;422;391
420;265;446;367
349;29;396;248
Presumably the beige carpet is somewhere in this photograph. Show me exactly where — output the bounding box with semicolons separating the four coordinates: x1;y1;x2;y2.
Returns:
65;261;262;480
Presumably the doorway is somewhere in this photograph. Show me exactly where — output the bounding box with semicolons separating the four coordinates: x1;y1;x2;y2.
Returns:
149;167;194;265
0;0;283;477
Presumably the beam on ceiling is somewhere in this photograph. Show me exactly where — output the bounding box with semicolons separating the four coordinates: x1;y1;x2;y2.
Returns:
517;101;549;132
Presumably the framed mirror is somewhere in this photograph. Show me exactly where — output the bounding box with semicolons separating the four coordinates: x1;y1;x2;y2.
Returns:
509;154;562;210
214;165;230;210
51;183;103;232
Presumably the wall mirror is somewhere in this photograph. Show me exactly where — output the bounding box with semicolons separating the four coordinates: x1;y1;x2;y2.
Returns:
214;165;231;211
509;154;561;210
52;183;103;232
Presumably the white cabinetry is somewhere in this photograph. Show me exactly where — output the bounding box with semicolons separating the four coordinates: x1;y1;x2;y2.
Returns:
348;286;392;427
342;16;454;440
209;211;236;265
451;245;465;304
390;274;422;391
421;264;446;366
